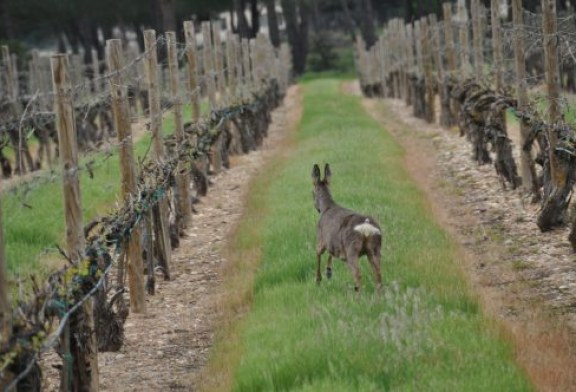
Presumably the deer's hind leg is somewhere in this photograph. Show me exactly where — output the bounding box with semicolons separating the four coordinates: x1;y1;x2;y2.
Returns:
326;255;333;279
346;254;362;292
367;251;382;292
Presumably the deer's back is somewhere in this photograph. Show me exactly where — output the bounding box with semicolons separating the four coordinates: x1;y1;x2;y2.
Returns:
318;205;381;260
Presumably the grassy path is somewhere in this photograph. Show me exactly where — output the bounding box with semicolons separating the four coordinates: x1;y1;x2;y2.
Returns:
200;78;533;391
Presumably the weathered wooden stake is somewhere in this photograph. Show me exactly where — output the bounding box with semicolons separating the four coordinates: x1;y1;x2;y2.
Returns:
202;22;217;110
183;21;200;121
166;31;193;231
212;23;226;103
226;31;237;100
421;17;435;123
2;46;27;175
457;0;471;76
51;53;98;392
536;0;567;231
471;0;484;80
202;22;223;173
242;38;253;101
405;23;414;105
443;3;457;76
106;39;146;313
491;0;503;90
143;29;172;279
512;0;538;197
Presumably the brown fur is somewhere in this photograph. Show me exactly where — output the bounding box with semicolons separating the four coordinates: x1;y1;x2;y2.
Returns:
312;163;382;291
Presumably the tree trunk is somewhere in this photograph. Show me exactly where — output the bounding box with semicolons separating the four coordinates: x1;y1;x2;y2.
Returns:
339;0;356;39
133;22;145;53
357;0;376;48
281;0;310;75
78;19;94;64
0;0;14;40
65;24;81;54
249;0;259;38
58;33;67;54
91;25;104;63
234;0;250;38
265;0;280;47
160;0;177;33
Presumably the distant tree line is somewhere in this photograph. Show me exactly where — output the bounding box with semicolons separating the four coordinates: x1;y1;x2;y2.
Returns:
12;0;566;75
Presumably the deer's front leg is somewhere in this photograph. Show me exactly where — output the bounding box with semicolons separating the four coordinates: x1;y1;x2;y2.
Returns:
316;244;325;284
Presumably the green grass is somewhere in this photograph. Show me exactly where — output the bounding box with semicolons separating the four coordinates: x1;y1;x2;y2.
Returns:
3;106;191;279
209;78;532;391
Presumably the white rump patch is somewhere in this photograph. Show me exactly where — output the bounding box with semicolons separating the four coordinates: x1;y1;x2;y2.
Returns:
353;219;380;237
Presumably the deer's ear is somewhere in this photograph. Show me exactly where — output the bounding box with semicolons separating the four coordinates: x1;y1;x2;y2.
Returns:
324;164;331;185
312;164;321;185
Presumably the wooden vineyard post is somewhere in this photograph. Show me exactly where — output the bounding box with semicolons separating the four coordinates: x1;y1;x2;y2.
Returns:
183;21;200;121
226;31;243;155
355;35;366;92
91;49;100;94
106;39;146;313
2;46;24;175
242;38;253;102
202;22;217;109
542;0;562;129
212;23;226;103
253;34;267;92
405;23;413;105
413;20;424;119
377;36;387;98
431;14;449;127
443;4;457;78
31;50;54;169
236;35;246;98
539;0;568;232
511;0;538;197
400;23;409;101
51;54;99;392
421;17;435;124
143;29;172;279
226;31;237;101
166;31;193;231
471;0;484;80
443;2;458;126
491;0;503;91
398;19;410;102
202;21;223;173
183;21;211;195
457;0;471;77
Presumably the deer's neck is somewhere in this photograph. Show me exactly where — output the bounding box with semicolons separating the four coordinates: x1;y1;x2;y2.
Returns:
317;187;335;213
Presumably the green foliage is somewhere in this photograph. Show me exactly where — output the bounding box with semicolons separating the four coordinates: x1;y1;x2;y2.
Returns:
221;77;532;391
307;32;339;72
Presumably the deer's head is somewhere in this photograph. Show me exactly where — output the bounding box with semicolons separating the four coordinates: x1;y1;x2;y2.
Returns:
312;163;333;213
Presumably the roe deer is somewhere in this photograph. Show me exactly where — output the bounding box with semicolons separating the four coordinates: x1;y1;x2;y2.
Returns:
312;163;382;292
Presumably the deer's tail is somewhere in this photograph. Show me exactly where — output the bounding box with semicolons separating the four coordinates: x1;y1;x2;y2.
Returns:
353;218;381;237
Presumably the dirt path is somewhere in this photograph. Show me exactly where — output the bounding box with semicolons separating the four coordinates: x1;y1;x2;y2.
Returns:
352;82;576;391
38;85;302;391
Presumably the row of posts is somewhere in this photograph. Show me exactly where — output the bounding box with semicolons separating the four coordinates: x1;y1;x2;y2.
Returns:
0;19;291;391
356;0;560;197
